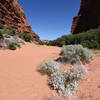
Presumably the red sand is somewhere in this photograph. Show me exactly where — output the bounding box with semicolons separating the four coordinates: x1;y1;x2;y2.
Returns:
0;43;60;100
0;43;100;100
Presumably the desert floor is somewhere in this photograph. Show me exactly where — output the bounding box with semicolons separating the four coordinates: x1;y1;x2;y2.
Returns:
0;43;100;100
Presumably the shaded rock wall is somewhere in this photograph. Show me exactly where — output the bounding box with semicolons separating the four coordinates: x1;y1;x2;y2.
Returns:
71;0;100;34
0;0;40;41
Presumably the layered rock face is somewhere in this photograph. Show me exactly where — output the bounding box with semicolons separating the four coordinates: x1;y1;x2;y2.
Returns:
71;0;100;34
0;0;40;41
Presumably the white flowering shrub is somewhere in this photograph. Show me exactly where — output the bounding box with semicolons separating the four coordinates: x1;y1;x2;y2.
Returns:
71;63;88;79
48;63;88;98
48;70;79;97
38;61;62;76
60;45;92;64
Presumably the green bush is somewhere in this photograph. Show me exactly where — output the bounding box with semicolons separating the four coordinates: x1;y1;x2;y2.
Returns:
0;27;26;50
19;33;33;42
81;40;100;49
60;45;92;64
8;43;16;50
47;27;100;49
38;41;45;45
0;28;16;37
0;33;4;40
1;28;16;35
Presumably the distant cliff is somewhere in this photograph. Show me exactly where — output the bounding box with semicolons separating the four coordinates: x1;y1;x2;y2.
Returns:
0;0;40;41
71;0;100;34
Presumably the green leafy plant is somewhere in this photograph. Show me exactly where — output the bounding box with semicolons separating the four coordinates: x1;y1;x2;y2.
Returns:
81;40;100;49
47;26;100;49
38;41;45;45
8;43;16;50
19;33;33;42
0;33;4;40
0;28;16;36
5;28;16;36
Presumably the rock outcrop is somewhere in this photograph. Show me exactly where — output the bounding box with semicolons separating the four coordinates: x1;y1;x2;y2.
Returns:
0;0;40;41
71;0;100;34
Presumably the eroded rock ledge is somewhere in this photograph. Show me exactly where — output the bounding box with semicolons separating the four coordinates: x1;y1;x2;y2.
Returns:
0;0;40;41
71;0;100;34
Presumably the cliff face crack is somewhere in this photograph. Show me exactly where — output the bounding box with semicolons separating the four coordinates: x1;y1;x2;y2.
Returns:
71;0;100;34
0;0;40;41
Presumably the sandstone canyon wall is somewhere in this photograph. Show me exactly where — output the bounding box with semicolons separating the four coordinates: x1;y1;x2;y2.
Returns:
0;0;40;41
71;0;100;34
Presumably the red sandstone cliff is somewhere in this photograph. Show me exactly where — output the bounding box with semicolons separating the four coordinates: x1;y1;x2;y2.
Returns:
71;0;100;34
0;0;40;41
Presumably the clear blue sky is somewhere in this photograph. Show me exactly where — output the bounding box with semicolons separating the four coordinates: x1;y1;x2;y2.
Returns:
19;0;81;40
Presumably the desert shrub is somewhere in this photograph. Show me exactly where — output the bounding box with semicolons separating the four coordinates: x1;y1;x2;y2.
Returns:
0;29;4;34
0;33;4;40
0;27;26;50
46;40;57;46
38;41;45;45
60;45;92;64
71;63;88;79
38;61;61;76
5;39;20;47
8;43;16;50
48;64;88;97
19;33;33;42
0;28;16;36
48;70;78;97
5;28;16;36
81;40;100;49
47;27;100;49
